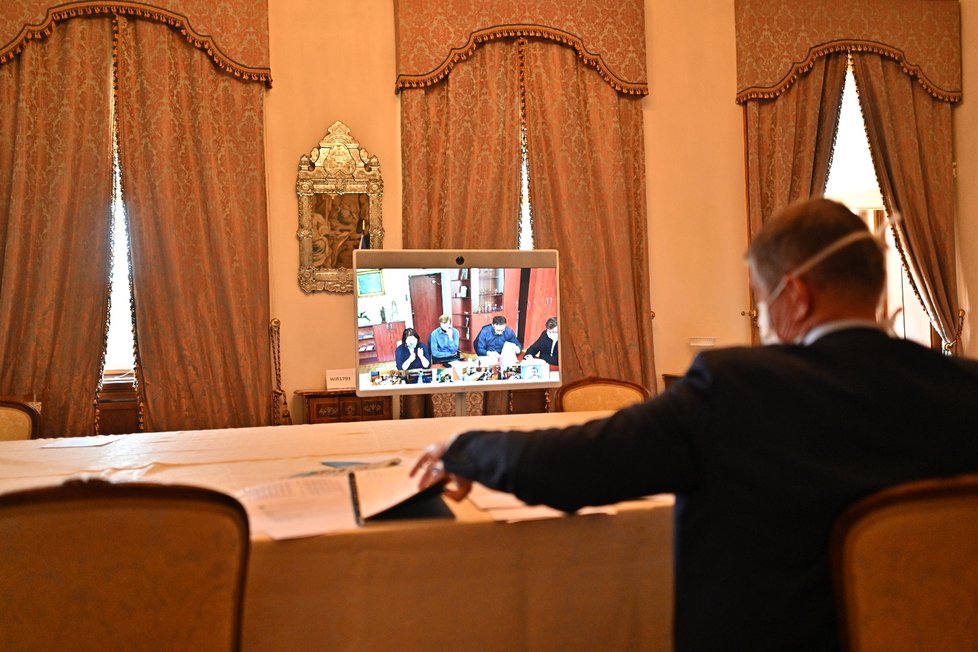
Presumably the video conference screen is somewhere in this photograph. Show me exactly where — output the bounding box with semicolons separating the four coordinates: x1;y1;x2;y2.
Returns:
352;249;560;397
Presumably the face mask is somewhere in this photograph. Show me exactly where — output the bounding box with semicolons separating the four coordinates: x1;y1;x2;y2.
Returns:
493;326;505;335
756;301;781;345
441;323;452;332
758;230;877;345
546;330;558;341
405;337;418;347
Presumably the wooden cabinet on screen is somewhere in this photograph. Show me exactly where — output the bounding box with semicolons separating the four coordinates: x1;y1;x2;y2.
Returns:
469;269;521;350
371;320;405;362
357;325;379;365
451;273;473;352
295;389;392;424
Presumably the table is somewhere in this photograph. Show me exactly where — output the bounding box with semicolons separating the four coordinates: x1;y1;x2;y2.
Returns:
0;412;674;651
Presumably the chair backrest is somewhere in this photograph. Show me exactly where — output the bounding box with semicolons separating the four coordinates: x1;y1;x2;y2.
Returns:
0;399;41;440
553;376;650;412
0;478;250;651
831;473;978;652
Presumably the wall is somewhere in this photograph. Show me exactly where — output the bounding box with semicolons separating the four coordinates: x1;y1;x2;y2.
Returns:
956;0;978;355
265;1;978;419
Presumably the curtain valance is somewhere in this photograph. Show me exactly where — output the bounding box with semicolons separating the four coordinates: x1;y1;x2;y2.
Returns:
735;0;961;103
394;0;648;95
0;0;270;84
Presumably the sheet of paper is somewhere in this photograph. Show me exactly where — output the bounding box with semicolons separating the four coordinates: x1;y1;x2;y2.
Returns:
40;435;124;449
353;463;434;520
236;475;358;539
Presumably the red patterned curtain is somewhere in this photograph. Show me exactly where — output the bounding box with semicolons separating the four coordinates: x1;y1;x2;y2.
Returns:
1;1;272;433
0;1;271;83
401;39;522;250
396;0;655;398
744;54;848;236
736;0;962;347
852;53;961;352
0;17;114;437
523;39;655;389
116;15;272;430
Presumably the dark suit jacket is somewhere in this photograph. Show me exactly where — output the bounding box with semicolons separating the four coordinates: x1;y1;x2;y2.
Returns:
444;328;978;651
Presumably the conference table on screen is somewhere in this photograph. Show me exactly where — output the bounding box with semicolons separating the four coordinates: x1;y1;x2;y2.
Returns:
0;411;675;651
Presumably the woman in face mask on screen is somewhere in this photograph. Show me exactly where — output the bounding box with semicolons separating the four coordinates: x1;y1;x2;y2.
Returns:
395;327;431;383
522;317;559;366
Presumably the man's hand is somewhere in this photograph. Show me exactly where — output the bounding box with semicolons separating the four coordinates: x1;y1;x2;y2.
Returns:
410;440;473;501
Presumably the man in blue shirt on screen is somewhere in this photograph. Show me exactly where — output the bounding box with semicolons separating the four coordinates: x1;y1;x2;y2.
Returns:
429;314;461;365
474;316;521;356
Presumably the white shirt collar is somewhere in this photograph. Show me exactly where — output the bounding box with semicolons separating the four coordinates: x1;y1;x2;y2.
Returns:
801;319;888;346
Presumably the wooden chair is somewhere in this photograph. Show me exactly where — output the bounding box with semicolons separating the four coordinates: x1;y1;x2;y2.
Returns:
0;399;41;440
553;376;650;412
0;478;250;651
831;473;978;652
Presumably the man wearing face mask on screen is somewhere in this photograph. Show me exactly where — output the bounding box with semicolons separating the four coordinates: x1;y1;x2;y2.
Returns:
412;198;978;652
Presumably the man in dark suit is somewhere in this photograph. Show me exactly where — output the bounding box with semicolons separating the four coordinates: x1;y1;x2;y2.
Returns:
412;198;978;651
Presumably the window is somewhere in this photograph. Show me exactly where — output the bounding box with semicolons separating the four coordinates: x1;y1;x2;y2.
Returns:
824;64;932;346
102;130;136;377
518;118;534;250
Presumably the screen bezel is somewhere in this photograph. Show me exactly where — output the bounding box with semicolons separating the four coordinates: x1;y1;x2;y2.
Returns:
352;249;560;397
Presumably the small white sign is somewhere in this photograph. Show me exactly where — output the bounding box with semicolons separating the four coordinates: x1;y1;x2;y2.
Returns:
326;368;356;390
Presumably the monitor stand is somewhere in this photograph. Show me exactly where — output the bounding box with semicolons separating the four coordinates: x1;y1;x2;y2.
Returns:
431;392;484;417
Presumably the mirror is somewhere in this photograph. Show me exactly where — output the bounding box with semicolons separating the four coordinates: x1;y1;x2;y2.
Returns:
297;121;384;293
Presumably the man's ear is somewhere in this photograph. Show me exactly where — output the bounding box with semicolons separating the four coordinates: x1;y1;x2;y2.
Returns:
785;275;815;321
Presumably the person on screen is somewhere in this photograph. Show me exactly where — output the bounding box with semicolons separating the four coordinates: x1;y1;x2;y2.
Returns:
523;317;559;366
411;197;978;652
429;315;460;365
474;316;521;357
394;327;430;383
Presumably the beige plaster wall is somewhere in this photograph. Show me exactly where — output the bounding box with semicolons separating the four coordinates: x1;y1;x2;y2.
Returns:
644;0;750;385
265;0;977;415
265;1;401;399
956;0;978;357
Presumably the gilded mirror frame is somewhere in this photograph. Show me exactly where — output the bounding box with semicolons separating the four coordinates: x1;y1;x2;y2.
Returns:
297;121;384;293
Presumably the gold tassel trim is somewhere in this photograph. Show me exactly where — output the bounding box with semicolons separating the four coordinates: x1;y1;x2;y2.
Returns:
735;40;960;104
395;24;648;96
0;1;272;86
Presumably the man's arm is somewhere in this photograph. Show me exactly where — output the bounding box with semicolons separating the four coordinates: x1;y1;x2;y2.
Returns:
505;328;522;351
474;328;489;355
414;365;712;512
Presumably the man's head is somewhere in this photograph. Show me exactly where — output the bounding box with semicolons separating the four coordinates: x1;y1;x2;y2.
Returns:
747;198;885;343
492;315;507;335
545;317;558;338
439;314;453;331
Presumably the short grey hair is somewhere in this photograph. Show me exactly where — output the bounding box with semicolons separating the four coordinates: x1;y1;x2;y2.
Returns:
747;198;885;305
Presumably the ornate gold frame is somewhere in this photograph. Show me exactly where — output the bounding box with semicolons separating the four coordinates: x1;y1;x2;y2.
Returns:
297;121;384;293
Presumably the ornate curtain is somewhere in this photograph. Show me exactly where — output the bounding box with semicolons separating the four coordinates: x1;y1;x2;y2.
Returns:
523;39;655;389
736;0;962;348
0;17;114;437
744;54;848;236
401;39;522;250
0;1;271;84
116;15;272;430
396;0;655;400
852;53;961;351
1;1;272;433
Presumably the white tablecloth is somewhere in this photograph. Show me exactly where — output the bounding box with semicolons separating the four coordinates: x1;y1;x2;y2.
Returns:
0;412;674;651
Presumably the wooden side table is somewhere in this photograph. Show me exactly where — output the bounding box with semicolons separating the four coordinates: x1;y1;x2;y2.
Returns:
294;389;392;424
